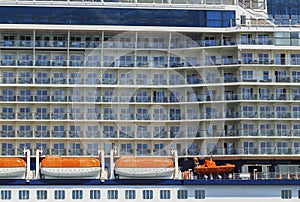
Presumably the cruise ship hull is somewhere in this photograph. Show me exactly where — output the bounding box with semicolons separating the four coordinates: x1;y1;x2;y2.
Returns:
0;179;299;201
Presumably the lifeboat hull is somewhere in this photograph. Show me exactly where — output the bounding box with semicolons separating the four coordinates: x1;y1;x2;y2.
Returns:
194;165;235;174
115;167;175;179
0;158;26;179
115;157;175;179
0;167;26;179
41;156;100;179
41;167;101;179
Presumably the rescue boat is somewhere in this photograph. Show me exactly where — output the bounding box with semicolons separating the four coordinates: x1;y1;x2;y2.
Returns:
40;155;101;179
0;157;26;179
193;158;235;174
114;156;175;179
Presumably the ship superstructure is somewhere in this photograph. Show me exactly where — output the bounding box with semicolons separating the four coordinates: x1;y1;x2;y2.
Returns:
0;0;299;181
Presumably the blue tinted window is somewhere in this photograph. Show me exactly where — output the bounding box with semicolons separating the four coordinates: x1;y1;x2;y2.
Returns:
0;6;235;28
267;0;300;23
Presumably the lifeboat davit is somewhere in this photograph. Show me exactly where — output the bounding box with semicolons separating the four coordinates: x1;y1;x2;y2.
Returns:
115;156;175;179
193;159;235;174
41;155;101;179
0;158;26;179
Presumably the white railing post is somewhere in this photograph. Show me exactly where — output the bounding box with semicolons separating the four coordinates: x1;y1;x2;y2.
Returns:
171;149;179;179
110;149;116;179
35;148;43;179
98;149;108;181
23;148;31;180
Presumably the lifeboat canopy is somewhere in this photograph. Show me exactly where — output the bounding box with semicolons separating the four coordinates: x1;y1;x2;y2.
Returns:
41;155;100;167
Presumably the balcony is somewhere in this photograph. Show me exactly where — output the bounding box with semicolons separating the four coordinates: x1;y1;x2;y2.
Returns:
35;78;50;84
35;113;50;120
69;131;84;138
52;96;67;102
35;95;50;102
69;113;84;120
52;60;67;67
2;78;16;84
51;149;66;155
35;131;49;138
136;96;150;102
86;114;100;120
70;41;85;48
69;78;84;84
119;132;134;138
1;60;16;66
1;149;15;156
86;132;101;138
119;114;134;120
19;96;33;102
136;114;150;120
52;131;67;138
102;96;117;102
1;96;16;101
18;60;33;66
35;60;50;66
52;78;67;84
136;132;151;138
18;113;32;120
102;78;117;84
1;131;15;137
19;78;32;84
69;61;83;67
69;149;83;156
52;113;67;120
103;131;117;138
170;114;181;120
153;132;168;138
153;96;168;103
69;96;84;102
103;114;115;120
1;113;15;119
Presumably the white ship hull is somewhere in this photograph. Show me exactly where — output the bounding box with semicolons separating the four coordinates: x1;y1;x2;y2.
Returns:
1;181;299;202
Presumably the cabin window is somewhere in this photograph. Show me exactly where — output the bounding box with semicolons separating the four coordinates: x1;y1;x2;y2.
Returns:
90;190;101;199
195;190;206;199
177;190;188;199
37;190;47;200
125;190;136;199
72;190;83;200
1;190;11;200
54;190;65;200
281;190;292;199
19;190;29;200
107;190;118;200
143;190;153;199
160;190;171;199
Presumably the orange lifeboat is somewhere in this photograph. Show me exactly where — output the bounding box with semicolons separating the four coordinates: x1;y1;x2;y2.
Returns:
0;158;26;178
115;156;174;168
194;159;235;174
115;157;175;179
41;155;100;167
40;155;101;179
0;158;25;167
